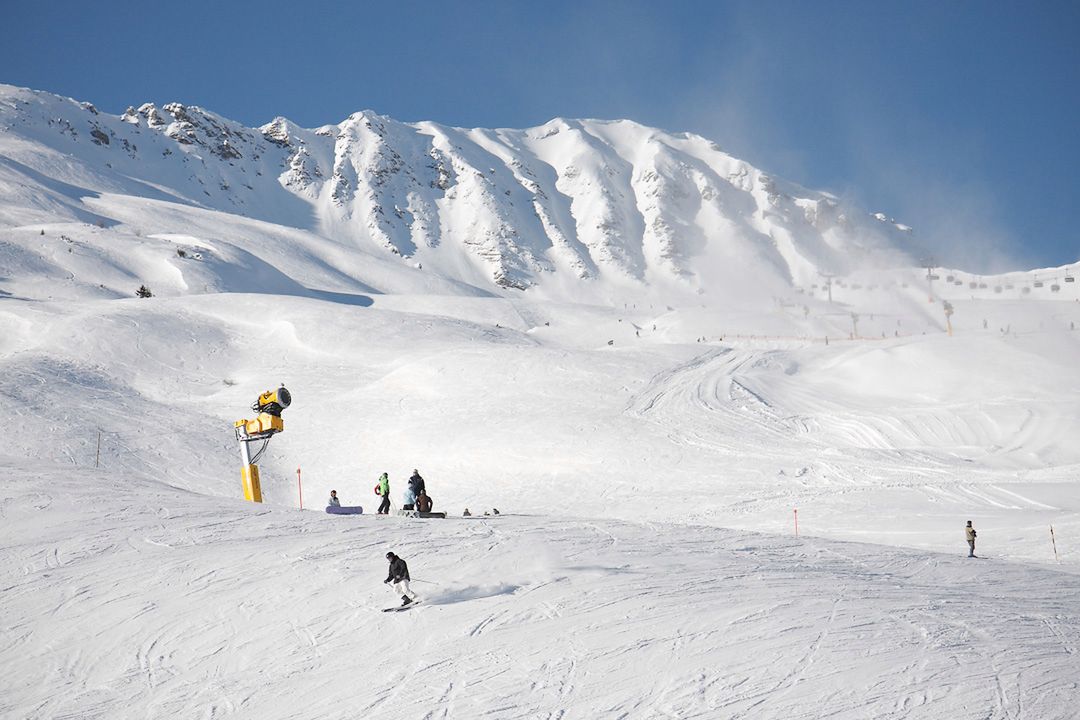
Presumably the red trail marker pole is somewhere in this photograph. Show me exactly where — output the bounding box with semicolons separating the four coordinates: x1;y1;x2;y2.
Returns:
794;508;799;537
297;467;303;510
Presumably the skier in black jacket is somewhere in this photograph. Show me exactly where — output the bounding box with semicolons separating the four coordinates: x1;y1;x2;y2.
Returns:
384;551;416;605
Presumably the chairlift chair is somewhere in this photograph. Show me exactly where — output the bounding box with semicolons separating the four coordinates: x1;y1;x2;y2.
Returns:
1052;284;1061;292
1034;281;1044;288
1022;287;1031;294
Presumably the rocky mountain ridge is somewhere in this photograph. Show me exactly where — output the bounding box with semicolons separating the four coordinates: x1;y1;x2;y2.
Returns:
0;84;915;295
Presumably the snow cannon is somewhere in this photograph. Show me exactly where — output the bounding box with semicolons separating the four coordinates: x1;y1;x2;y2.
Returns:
233;385;292;503
252;386;291;417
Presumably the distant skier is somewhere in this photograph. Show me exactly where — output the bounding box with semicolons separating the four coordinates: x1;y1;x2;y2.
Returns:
376;473;391;515
965;521;977;557
416;489;433;513
328;490;341;508
384;551;416;606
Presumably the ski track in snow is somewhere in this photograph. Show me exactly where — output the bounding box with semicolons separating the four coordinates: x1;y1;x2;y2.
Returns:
4;471;1080;719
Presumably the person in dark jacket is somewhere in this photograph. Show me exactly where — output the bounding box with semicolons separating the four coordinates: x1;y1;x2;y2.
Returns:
384;551;415;605
408;469;426;496
403;469;426;511
416;489;433;513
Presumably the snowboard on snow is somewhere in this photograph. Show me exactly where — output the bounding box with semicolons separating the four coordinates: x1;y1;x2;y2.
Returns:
326;505;363;515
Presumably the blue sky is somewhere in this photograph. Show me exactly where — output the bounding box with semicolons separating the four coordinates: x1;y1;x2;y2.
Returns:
4;1;1079;270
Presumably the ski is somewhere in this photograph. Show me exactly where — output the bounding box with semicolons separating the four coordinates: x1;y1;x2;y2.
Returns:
382;601;420;612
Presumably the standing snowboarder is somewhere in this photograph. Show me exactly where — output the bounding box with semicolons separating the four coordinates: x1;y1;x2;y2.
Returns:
384;551;415;606
965;520;977;557
404;469;426;509
376;473;391;515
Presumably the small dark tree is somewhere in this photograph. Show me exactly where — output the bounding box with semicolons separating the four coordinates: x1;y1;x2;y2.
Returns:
136;285;153;298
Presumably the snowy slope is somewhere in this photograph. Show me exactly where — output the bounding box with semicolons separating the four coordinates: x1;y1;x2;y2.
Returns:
3;84;1080;718
5;464;1080;719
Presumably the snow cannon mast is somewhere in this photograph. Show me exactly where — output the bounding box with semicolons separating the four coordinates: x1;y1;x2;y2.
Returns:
234;385;292;502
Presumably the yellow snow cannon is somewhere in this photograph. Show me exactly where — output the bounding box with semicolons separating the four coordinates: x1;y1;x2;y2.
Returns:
234;385;292;503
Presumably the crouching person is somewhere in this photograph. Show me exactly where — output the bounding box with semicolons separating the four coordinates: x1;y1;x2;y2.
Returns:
384;551;416;606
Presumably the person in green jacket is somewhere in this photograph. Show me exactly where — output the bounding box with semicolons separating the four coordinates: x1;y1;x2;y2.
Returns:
377;473;391;515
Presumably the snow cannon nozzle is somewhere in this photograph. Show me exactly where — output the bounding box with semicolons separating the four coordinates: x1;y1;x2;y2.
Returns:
252;386;291;417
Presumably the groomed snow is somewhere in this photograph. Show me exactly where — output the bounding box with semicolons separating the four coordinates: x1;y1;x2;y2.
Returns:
3;85;1080;718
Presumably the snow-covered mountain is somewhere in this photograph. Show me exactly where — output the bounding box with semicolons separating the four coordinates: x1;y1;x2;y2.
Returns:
0;84;914;298
4;84;1080;718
